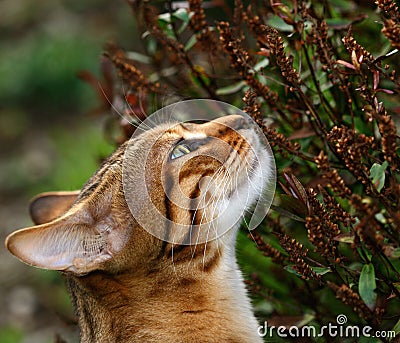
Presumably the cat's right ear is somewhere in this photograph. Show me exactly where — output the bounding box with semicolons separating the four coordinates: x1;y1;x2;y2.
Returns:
30;191;80;225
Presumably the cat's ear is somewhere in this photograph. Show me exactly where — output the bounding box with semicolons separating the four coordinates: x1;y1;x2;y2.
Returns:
30;191;80;224
5;186;129;275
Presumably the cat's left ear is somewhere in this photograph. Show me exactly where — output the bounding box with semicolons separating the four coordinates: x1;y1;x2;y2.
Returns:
30;191;80;224
5;186;130;275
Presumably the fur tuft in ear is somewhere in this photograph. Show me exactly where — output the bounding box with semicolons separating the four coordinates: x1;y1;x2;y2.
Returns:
30;191;80;225
5;189;131;275
5;219;112;274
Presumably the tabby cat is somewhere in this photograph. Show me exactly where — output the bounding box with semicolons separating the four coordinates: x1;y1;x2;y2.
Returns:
6;113;273;343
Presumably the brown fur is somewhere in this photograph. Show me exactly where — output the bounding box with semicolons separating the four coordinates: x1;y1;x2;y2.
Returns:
5;115;265;342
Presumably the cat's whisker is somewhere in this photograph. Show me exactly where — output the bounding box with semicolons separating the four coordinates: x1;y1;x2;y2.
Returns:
118;90;158;133
189;202;208;267
170;243;180;280
118;85;163;132
137;89;150;120
201;237;208;273
243;165;260;192
187;190;213;267
242;216;262;247
242;153;264;193
187;192;212;269
190;165;225;232
98;82;141;129
5;110;271;343
189;169;226;268
209;171;230;229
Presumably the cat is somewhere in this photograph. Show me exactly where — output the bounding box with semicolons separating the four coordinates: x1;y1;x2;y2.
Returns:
5;113;273;342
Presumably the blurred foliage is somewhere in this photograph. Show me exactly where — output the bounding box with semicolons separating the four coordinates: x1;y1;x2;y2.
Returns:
0;1;125;342
96;0;400;342
0;327;23;343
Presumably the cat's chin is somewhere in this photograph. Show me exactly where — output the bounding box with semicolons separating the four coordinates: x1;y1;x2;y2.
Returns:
205;144;273;243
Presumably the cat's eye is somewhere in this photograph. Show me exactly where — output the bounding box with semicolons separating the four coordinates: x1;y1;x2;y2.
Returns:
170;144;191;160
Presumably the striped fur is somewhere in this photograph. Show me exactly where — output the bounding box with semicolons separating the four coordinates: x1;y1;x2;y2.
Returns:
6;115;269;342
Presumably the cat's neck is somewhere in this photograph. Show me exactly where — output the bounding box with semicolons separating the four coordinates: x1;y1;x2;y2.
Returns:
67;254;262;343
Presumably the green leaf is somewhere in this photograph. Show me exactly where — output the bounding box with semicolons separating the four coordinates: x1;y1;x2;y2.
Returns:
157;15;176;39
363;246;373;263
325;17;354;28
375;212;387;224
392;318;400;336
270;204;306;222
158;9;191;36
277;194;308;217
215;81;246;95
253;301;274;316
388;247;400;259
359;264;377;310
394;283;400;292
267;16;294;32
334;233;355;244
158;12;172;24
369;161;388;193
253;58;270;71
184;35;197;51
173;8;191;25
145;36;157;55
311;266;331;276
296;312;315;327
284;266;330;279
284;265;303;277
271;188;308;222
126;51;152;64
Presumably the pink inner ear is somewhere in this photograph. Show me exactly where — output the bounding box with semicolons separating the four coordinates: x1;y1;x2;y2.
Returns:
6;223;78;271
5;214;114;275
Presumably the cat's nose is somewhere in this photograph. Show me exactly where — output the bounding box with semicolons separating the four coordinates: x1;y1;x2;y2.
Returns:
216;114;250;130
231;115;248;130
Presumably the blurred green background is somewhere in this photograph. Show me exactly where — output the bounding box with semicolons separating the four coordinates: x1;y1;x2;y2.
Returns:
0;1;135;342
2;1;399;343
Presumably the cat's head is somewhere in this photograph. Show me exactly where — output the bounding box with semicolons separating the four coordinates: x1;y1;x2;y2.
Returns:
5;114;274;276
